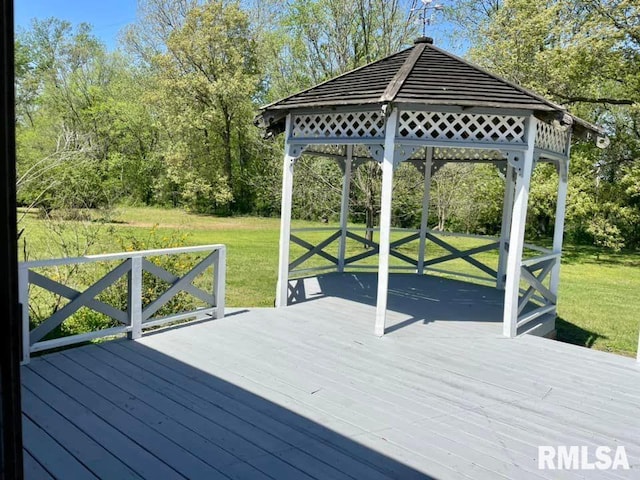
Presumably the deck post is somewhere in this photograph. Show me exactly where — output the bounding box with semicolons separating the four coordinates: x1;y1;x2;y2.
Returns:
18;265;30;364
338;145;353;273
214;247;226;319
276;115;296;308
549;158;569;298
417;147;433;275
375;108;399;337
503;116;537;337
128;256;143;340
497;163;515;289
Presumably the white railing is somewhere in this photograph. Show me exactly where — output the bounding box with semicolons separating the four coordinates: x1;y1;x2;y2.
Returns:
516;252;560;331
288;226;500;281
19;245;226;363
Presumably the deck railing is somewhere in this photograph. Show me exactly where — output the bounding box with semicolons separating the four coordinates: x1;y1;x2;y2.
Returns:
19;245;226;363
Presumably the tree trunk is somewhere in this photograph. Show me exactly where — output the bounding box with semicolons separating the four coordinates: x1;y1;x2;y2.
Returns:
365;206;374;246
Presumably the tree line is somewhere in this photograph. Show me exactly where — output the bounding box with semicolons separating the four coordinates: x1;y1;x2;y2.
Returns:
15;0;640;249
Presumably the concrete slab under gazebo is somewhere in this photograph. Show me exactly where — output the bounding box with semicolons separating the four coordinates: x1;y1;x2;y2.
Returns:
255;36;607;338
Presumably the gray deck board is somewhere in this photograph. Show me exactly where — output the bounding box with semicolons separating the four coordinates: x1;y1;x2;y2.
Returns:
22;416;96;480
22;273;640;479
21;387;142;479
23;449;54;480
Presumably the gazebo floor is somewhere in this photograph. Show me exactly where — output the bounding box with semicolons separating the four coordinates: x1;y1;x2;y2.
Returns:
22;274;640;479
288;272;556;337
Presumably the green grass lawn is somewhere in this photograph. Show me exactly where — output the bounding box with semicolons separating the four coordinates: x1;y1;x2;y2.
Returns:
18;206;640;357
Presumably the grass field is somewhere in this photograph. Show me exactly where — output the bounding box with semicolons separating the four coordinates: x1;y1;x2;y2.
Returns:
18;206;640;357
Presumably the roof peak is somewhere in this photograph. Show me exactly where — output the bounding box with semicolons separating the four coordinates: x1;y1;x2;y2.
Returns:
413;36;434;45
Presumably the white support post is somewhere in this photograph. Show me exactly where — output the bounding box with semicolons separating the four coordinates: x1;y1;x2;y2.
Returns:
128;256;143;340
375;109;399;337
214;247;226;319
18;266;30;364
497;163;515;289
503;116;537;338
276;115;295;308
338;146;353;273
549;157;569;299
417;148;433;275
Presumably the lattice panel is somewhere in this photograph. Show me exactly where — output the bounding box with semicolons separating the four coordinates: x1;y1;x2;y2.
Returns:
398;111;526;144
535;121;569;155
291;111;385;139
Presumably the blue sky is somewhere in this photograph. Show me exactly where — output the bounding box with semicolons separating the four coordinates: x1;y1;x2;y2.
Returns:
14;1;462;54
15;0;138;50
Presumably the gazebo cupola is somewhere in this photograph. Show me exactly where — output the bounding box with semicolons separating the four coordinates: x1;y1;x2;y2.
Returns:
255;37;606;338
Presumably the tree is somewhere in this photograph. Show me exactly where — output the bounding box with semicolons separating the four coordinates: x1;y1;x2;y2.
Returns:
145;1;261;212
448;0;640;249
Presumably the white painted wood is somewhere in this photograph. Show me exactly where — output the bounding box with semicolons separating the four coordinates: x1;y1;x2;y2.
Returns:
338;146;353;273
427;229;499;241
503;116;537;337
30;326;131;353
18;265;30;364
549;158;569;298
21;244;225;269
23;245;224;354
521;252;561;267
522;242;553;254
276;115;296;308
214;247;226;319
417;148;433;275
128;256;143;340
375;109;399;337
391;138;529;151
516;305;556;328
496;163;514;290
141;308;215;329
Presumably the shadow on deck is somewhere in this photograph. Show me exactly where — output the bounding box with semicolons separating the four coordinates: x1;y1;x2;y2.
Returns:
22;340;433;480
22;274;640;479
290;272;519;335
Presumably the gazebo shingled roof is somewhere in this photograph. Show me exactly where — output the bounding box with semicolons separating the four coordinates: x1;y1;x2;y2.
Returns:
258;36;608;339
257;38;602;140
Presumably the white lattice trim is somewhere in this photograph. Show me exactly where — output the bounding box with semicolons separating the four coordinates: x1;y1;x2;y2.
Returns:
398;111;526;144
291;111;385;139
535;121;569;155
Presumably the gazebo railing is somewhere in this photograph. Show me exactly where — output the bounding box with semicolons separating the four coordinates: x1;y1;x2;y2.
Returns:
516;248;559;332
19;245;226;363
288;226;501;282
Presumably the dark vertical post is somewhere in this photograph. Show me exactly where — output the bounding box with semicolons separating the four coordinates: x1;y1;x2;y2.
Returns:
0;0;24;477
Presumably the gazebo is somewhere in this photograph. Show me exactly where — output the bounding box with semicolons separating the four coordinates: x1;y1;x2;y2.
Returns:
255;37;606;338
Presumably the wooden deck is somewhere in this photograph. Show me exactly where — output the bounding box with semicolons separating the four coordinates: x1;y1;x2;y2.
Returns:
22;273;640;479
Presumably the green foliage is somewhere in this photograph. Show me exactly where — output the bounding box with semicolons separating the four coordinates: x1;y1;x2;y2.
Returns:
446;0;640;249
15;0;640;250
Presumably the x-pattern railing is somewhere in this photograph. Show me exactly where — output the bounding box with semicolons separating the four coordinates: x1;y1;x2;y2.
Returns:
19;245;225;362
422;232;499;278
290;230;341;271
289;227;500;280
516;253;560;328
343;230;419;267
